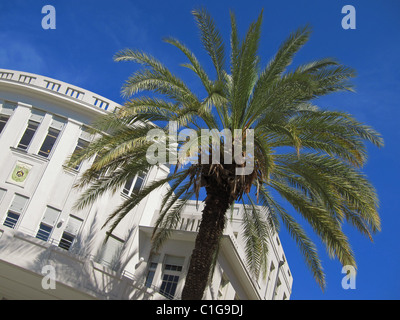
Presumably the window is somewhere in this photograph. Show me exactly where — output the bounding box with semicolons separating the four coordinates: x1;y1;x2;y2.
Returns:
160;255;184;299
132;174;145;193
38;127;61;157
145;263;158;287
0;115;10;134
3;194;29;229
72;139;90;170
164;263;183;272
59;233;75;250
122;172;146;197
36;207;60;242
270;261;275;272
0;102;15;135
91;154;102;179
160;274;180;299
123;177;134;195
38;117;64;158
96;234;125;270
273;277;282;300
3;212;20;229
17;110;44;150
58;215;83;250
71;127;92;170
145;254;160;288
36;224;53;242
218;273;230;299
0;188;6;203
17;120;40;150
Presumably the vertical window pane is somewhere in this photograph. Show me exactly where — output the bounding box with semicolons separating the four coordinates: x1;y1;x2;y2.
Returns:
159;255;184;299
72;138;90;170
145;254;160;288
92;154;102;179
123;177;134;195
38;127;60;158
132;174;145;194
96;235;124;270
17;120;39;150
1;103;15;135
0;115;10;134
160;274;180;299
3;212;20;229
122;172;146;197
4;194;29;229
59;215;83;251
0;188;6;203
36;207;60;242
145;270;156;288
36;223;53;241
145;263;157;288
59;232;75;250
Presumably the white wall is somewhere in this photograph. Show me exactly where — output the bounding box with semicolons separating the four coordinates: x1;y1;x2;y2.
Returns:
0;69;292;300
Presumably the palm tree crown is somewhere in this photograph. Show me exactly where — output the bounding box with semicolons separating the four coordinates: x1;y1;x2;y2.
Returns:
68;8;383;299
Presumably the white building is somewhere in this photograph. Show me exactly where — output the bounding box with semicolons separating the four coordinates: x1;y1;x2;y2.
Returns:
0;69;293;300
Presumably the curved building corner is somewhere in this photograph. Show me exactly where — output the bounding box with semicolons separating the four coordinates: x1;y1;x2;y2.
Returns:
0;69;293;300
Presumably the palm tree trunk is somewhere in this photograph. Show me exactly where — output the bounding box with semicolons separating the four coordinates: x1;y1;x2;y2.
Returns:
181;184;231;300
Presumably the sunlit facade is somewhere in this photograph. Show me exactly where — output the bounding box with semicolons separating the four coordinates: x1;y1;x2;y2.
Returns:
0;69;292;300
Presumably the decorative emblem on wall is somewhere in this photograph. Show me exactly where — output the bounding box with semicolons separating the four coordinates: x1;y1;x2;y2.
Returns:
8;161;32;186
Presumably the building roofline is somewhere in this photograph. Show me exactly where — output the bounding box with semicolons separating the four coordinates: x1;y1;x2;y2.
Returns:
0;69;121;115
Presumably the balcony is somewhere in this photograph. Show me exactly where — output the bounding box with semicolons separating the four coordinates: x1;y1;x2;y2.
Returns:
0;226;159;300
143;206;263;300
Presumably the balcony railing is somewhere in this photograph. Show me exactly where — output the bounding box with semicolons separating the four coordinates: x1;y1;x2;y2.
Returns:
0;225;170;300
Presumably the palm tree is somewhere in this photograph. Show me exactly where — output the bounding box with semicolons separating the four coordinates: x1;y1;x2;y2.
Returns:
68;8;383;300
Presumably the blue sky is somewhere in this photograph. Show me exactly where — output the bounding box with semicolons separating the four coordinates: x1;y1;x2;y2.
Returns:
1;0;399;300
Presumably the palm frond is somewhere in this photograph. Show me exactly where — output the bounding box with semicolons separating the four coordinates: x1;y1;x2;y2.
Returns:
70;10;383;295
151;178;195;252
241;196;270;279
258;186;326;289
271;179;356;268
230;10;263;129
192;8;226;81
164;37;213;94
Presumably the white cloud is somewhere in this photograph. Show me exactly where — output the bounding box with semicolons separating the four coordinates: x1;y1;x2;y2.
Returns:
0;34;46;74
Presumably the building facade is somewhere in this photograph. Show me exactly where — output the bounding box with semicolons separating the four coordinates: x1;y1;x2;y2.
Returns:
0;69;292;300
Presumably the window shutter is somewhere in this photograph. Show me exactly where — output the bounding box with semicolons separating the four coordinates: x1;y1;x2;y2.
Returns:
0;188;6;202
64;216;83;235
164;256;184;267
0;103;15;115
50;117;65;130
42;207;60;226
9;195;29;213
100;236;124;265
30;110;45;123
80;127;93;142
